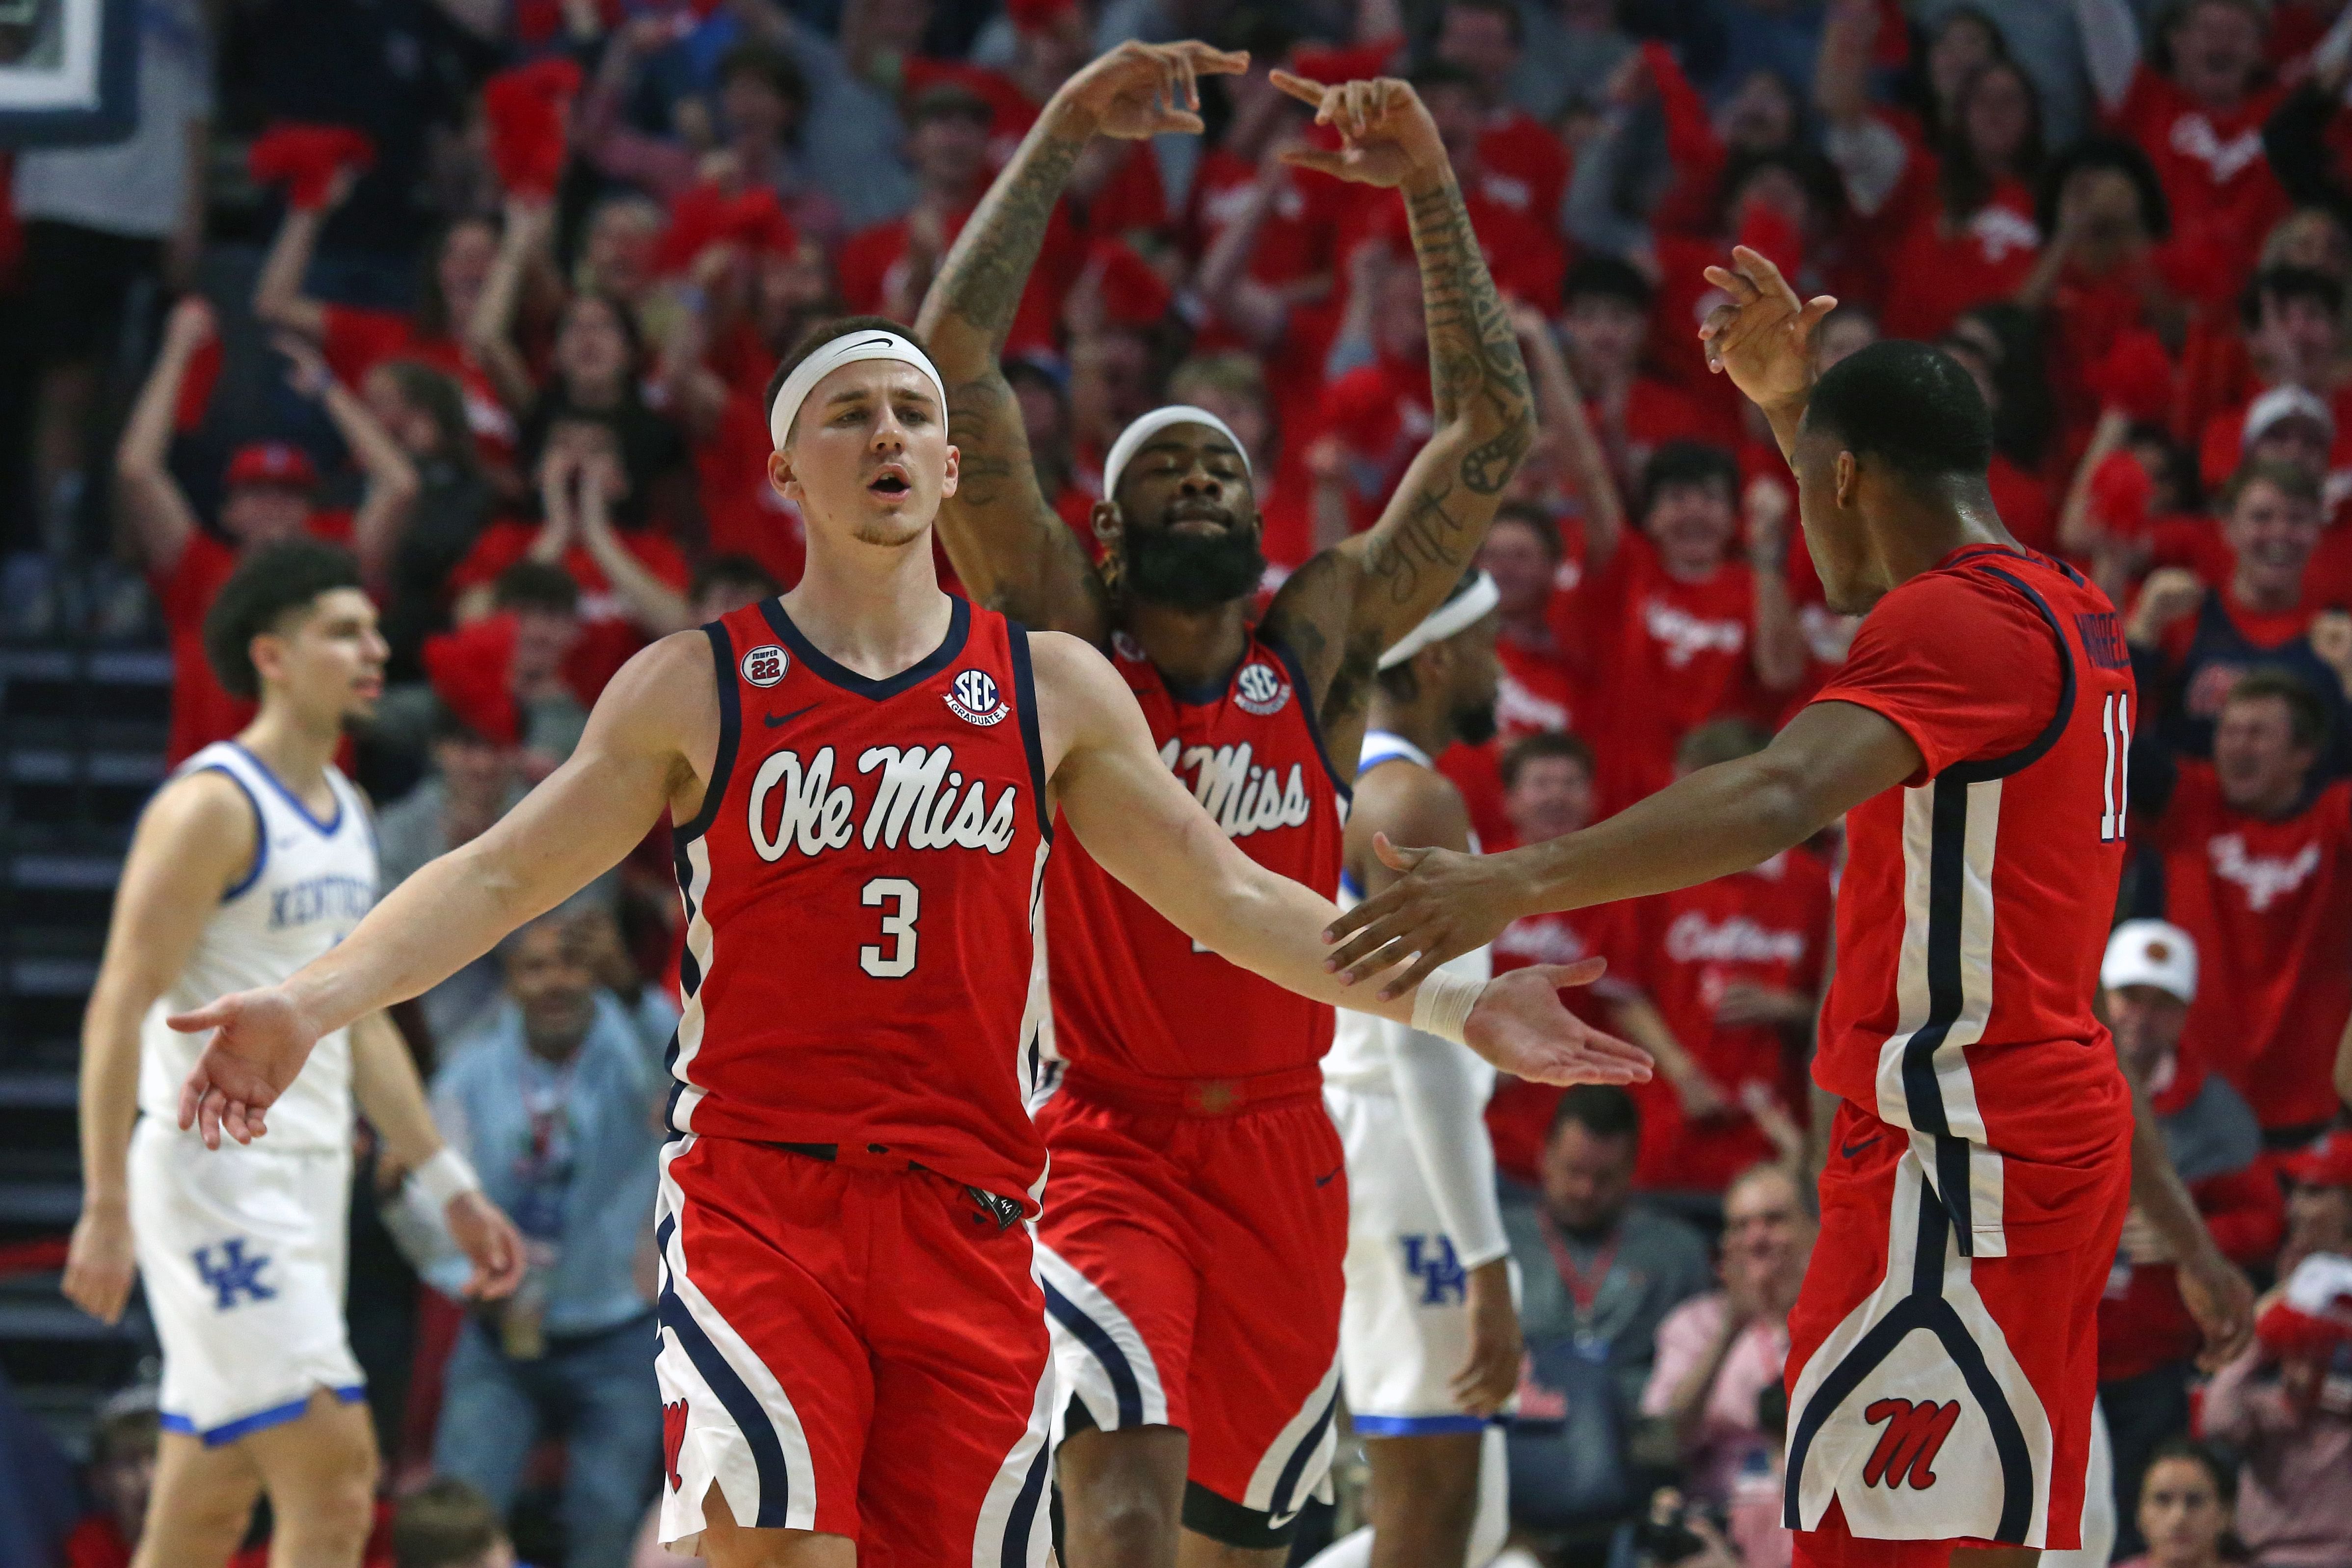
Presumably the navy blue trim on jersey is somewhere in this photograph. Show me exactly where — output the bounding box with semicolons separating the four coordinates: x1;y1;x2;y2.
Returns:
1160;659;1239;706
1000;1425;1054;1568
676;622;742;843
1898;777;1977;1249
1006;622;1054;842
1781;1184;2034;1544
655;1214;793;1528
1940;565;2077;785
760;594;971;702
1267;635;1353;802
1041;1278;1144;1427
231;742;343;835
1267;1384;1339;1519
196;765;270;902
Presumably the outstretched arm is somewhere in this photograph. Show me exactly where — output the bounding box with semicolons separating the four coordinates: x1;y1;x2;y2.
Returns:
170;633;718;1146
252;169;356;339
1324;698;1920;994
917;41;1247;638
1262;74;1534;743
2124;1069;2255;1370
278;334;420;584
1035;631;1652;1088
114;297;213;577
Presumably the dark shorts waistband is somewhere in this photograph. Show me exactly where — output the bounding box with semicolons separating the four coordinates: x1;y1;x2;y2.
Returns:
1060;1062;1327;1117
760;1140;1028;1228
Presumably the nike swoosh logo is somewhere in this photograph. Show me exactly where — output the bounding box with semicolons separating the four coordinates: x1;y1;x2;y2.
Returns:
764;703;818;729
1314;1165;1343;1187
1840;1134;1883;1159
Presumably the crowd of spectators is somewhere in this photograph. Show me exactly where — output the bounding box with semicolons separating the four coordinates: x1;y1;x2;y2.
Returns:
8;0;2352;1563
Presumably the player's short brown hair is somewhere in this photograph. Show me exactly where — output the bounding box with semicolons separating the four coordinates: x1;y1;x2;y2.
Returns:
392;1477;503;1568
2221;457;2323;513
201;540;364;701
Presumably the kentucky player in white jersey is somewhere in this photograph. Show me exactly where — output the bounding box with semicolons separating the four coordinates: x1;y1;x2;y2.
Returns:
1316;572;1519;1568
64;541;521;1568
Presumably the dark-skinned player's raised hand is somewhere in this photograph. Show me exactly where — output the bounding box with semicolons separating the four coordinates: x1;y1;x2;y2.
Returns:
1266;71;1448;188
1697;244;1838;413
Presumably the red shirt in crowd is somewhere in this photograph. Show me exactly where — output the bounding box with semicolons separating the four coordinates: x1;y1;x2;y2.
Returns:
319;304;516;464
1319;351;1434;533
2144;760;2352;1132
1876;179;2042;345
2108;68;2290;308
1472;109;1571;232
449;519;692;699
1435;635;1582;849
1620;849;1833;1193
157;520;353;766
1582;532;1768;808
1485;898;1639;1185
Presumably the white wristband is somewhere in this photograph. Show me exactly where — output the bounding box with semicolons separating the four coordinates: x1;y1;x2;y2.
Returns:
407;1147;481;1211
1409;969;1486;1046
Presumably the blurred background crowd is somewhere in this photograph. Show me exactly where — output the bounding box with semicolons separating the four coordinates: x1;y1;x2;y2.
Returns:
0;0;2351;1565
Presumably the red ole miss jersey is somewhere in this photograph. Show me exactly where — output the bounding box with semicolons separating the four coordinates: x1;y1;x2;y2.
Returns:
670;597;1055;1210
1623;850;1833;1193
1047;630;1348;1085
1811;545;2137;1258
2147;763;2352;1131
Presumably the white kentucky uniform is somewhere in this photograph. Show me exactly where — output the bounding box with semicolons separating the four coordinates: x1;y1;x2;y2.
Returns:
1320;731;1509;1430
131;742;376;1444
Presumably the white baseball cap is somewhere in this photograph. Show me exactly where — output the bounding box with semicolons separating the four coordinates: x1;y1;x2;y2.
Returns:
2243;384;2334;449
2101;919;2197;1004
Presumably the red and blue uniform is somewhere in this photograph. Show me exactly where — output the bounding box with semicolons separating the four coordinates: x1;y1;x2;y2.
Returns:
1782;546;2138;1566
1036;627;1353;1543
652;595;1056;1563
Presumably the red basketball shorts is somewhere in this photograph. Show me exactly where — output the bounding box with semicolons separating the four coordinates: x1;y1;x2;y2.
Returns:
651;1136;1054;1565
1784;1099;2131;1568
1033;1064;1349;1548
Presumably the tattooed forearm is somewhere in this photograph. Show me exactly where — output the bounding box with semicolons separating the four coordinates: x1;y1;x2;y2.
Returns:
924;120;1085;355
1402;174;1530;439
1364;477;1469;605
1459;409;1534;496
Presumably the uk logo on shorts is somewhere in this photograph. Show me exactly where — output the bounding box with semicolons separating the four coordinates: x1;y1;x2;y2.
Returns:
946;667;1012;726
1862;1398;1961;1490
192;1239;276;1311
1400;1234;1468;1305
742;644;789;688
1234;661;1290;717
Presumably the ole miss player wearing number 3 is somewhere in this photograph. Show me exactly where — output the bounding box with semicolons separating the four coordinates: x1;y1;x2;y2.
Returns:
161;311;1645;1567
1324;247;2257;1568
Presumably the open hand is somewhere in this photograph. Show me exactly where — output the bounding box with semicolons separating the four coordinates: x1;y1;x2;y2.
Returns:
273;331;334;399
169;985;322;1148
1052;40;1249;140
1463;962;1654;1087
1698;244;1836;414
1325;833;1523;995
446;1190;528;1300
1269;72;1446;188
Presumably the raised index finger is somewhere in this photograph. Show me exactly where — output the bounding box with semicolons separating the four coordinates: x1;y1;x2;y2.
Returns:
1726;243;1804;311
1267;68;1331;109
1172;42;1250;78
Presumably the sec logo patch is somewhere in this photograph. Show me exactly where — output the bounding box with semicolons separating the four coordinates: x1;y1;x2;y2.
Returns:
946;667;1011;726
1234;661;1290;716
741;644;789;688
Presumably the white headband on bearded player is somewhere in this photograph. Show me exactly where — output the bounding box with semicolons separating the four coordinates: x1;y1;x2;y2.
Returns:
767;329;949;451
1378;571;1501;670
1101;404;1254;499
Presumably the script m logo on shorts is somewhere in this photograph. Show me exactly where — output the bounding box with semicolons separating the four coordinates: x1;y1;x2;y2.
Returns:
663;1398;688;1492
1861;1398;1962;1490
1401;1234;1469;1306
192;1239;278;1311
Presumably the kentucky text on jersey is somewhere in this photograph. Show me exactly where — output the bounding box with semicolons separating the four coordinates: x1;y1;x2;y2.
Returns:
268;874;374;930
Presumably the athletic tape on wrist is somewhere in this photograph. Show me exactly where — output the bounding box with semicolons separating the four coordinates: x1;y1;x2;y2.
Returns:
407;1147;481;1211
1410;968;1486;1045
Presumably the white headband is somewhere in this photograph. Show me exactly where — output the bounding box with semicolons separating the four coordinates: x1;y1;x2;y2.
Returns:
768;329;949;450
1378;571;1501;670
1102;404;1253;499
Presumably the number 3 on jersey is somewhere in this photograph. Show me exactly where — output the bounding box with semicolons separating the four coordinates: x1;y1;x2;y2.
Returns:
2099;692;2131;843
861;877;921;978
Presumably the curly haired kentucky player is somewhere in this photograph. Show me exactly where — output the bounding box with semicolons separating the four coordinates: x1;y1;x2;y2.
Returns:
1323;247;2257;1568
162;308;1646;1568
